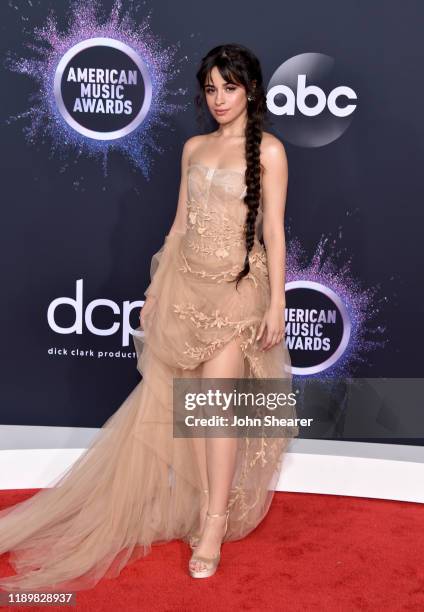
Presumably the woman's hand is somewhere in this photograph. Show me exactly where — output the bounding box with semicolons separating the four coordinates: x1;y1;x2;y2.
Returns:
256;303;286;351
139;295;157;330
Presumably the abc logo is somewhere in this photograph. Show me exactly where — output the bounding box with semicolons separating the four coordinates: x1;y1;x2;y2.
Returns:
266;52;358;147
268;74;356;118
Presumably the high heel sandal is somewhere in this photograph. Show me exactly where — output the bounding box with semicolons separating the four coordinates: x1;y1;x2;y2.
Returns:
188;488;209;550
188;508;230;579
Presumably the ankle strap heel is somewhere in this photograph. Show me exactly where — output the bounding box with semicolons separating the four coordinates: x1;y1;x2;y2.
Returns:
188;508;230;579
205;508;230;539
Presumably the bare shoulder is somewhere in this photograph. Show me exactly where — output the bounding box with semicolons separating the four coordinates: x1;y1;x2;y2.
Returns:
182;134;208;162
260;132;288;173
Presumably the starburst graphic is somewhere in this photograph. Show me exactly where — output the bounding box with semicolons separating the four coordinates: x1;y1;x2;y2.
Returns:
4;0;188;178
285;221;389;377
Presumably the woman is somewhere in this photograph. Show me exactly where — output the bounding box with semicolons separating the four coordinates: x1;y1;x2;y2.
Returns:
0;43;297;591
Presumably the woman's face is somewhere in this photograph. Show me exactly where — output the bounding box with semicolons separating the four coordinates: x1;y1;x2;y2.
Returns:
203;66;248;125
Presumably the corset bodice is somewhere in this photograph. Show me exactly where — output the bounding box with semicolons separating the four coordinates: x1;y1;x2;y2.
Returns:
182;163;264;276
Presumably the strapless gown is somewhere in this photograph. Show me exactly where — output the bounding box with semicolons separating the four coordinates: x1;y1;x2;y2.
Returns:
0;163;298;592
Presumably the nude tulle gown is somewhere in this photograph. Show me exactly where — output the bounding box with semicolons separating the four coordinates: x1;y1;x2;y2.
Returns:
0;163;298;592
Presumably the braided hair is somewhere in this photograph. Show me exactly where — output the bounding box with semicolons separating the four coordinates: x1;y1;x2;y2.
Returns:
194;43;267;291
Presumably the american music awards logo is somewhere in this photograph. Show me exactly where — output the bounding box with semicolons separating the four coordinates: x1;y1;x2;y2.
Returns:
285;281;351;376
284;233;387;376
54;37;152;140
4;0;187;177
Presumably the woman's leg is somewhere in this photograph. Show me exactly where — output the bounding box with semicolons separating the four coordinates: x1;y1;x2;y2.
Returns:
189;336;245;571
191;437;208;491
190;435;209;538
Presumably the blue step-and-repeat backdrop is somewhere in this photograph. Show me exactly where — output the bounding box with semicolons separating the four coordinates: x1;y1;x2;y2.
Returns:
0;0;422;444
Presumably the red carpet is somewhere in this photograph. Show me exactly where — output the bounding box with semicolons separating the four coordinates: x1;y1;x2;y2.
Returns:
0;489;423;611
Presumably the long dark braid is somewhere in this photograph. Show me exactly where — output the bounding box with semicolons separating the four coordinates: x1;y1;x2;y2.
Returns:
194;44;268;291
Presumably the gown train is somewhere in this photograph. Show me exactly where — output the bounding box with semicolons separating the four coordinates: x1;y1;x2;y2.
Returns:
0;163;298;591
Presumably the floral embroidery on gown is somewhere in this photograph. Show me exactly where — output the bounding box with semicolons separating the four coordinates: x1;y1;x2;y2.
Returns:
0;162;298;592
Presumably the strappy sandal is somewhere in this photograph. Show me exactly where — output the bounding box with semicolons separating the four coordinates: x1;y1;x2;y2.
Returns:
188;508;230;579
188;488;209;550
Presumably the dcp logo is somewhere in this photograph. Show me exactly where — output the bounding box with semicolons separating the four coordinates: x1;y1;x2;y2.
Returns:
267;52;357;147
47;279;143;347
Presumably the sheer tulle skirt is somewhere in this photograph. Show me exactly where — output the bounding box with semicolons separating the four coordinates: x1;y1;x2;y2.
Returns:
0;231;298;592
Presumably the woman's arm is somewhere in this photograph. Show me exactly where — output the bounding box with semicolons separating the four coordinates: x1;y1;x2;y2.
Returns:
256;134;289;350
261;135;288;308
168;135;201;235
141;137;198;306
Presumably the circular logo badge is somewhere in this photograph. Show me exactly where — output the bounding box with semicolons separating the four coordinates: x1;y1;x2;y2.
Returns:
285;280;351;374
54;37;152;140
267;52;357;147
